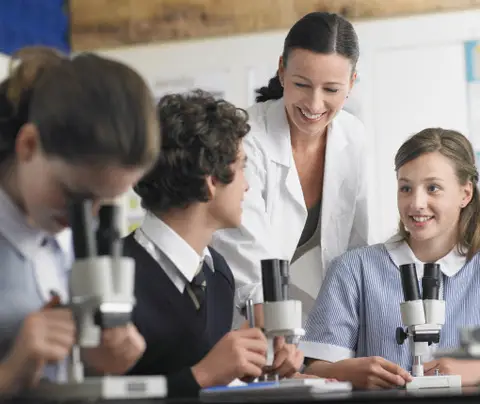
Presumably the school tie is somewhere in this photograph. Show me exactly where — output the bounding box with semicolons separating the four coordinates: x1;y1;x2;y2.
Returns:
186;260;207;310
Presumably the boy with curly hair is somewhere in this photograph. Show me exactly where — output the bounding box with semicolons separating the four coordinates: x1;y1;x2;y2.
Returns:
123;90;303;398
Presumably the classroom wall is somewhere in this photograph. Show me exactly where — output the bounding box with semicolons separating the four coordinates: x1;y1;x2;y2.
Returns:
2;9;480;243
96;9;480;242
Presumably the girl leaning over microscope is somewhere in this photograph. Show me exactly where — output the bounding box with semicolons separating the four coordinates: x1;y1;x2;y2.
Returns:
0;46;160;394
300;128;480;389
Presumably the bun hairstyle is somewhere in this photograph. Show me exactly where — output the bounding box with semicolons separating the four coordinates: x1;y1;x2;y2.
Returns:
0;46;159;173
255;12;359;103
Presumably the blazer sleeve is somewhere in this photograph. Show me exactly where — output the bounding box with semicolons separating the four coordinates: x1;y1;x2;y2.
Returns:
167;367;201;398
210;131;276;310
348;122;370;249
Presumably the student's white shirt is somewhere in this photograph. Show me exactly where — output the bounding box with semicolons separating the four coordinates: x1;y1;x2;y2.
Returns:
134;212;214;293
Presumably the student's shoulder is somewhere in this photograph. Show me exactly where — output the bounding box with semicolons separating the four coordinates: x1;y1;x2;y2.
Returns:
0;234;29;275
329;243;389;274
0;233;24;257
208;246;234;288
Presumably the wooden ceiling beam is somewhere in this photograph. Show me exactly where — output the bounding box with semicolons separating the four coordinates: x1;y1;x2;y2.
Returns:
70;0;480;51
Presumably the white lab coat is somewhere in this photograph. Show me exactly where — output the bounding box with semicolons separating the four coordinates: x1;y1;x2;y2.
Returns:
211;98;369;326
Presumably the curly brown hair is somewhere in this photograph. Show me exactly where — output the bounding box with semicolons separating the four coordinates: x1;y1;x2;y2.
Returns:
134;89;250;212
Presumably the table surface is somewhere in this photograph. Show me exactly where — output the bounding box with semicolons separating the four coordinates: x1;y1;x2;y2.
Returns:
7;386;480;404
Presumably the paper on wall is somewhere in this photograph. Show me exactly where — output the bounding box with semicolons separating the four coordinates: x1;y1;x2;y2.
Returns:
151;70;230;103
465;40;480;153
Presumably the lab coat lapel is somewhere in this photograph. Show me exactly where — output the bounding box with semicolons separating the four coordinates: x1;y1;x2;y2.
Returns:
264;100;306;212
264;100;307;259
321;118;349;250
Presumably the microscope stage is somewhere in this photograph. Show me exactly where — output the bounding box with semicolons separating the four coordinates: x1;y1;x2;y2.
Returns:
22;375;167;401
406;375;462;391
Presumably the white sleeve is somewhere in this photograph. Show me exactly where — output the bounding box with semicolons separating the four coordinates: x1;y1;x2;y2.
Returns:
211;133;276;309
348;123;369;249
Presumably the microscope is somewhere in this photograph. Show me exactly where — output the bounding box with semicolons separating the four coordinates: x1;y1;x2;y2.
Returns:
396;263;461;390
24;199;167;401
261;258;305;373
200;258;352;399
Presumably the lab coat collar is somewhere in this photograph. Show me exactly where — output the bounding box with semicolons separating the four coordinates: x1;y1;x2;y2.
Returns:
385;234;466;278
264;99;292;167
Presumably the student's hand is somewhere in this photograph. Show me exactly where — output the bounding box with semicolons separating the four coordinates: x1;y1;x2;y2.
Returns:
83;323;146;375
330;357;412;389
424;358;480;386
5;307;75;390
270;336;304;378
191;328;268;387
291;372;322;379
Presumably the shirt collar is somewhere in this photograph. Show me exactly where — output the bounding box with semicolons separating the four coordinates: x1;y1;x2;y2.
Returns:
0;187;48;259
385;234;466;278
139;212;213;282
54;228;74;268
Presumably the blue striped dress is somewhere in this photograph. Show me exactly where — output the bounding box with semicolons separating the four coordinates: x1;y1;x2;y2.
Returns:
299;236;480;372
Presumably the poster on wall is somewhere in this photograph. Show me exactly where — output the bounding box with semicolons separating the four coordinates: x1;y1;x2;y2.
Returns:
152;70;230;103
125;188;144;234
465;40;480;165
247;65;364;121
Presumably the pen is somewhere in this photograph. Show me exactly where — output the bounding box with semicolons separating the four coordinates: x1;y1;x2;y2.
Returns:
246;298;255;328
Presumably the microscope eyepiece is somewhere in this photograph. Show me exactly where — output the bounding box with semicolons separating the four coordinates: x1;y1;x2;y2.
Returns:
96;205;121;256
261;259;289;302
422;263;441;300
69;200;97;259
399;263;421;301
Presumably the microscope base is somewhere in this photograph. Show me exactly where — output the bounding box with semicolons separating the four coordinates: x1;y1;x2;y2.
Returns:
406;375;462;391
22;375;167;401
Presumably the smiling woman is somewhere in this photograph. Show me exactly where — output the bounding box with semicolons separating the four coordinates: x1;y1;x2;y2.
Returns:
211;12;369;328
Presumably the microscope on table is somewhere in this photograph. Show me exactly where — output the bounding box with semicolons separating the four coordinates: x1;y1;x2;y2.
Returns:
200;259;351;400
396;263;461;391
24;199;167;401
244;259;305;381
261;259;305;356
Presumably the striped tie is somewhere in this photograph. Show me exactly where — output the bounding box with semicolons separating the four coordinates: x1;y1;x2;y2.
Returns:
186;260;207;310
